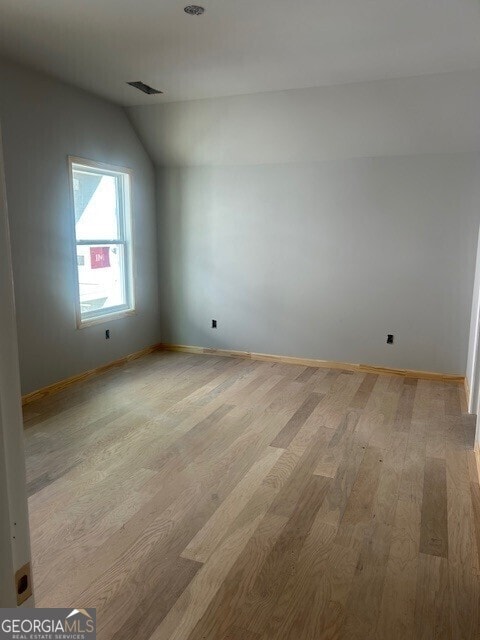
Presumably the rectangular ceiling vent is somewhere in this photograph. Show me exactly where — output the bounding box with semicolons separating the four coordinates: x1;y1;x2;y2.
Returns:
127;81;163;95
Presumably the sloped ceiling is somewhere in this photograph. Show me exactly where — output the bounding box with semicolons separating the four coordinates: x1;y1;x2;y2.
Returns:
0;0;479;105
126;70;480;166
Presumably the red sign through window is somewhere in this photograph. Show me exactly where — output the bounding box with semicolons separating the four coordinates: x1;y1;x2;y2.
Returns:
90;246;110;269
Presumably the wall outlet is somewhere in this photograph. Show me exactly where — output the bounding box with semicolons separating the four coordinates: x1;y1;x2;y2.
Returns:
387;334;394;344
212;319;217;329
15;562;32;605
105;329;110;339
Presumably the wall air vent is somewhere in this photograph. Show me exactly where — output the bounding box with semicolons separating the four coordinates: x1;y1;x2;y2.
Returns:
127;81;163;95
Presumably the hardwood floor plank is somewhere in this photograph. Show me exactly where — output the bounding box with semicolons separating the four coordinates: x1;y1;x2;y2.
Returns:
398;433;426;505
413;553;451;640
294;366;317;383
221;626;260;640
444;385;462;418
340;521;395;639
315;436;366;530
314;369;341;394
239;474;331;636
446;446;480;638
313;372;365;429
393;378;417;432
339;432;407;639
267;427;332;519
111;556;202;640
182;446;283;563
376;498;421;640
270;392;323;448
350;373;378;409
470;480;480;572
145;403;236;472
261;514;348;640
353;375;399;449
334;446;383;547
419;457;448;558
185;512;289;640
314;410;361;478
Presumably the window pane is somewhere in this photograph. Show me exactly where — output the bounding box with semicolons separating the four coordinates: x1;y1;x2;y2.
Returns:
73;168;121;241
76;243;127;315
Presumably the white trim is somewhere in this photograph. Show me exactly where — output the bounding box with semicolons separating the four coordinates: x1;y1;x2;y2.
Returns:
468;286;480;413
76;308;137;329
76;239;127;246
467;227;480;415
67;156;136;329
0;123;33;606
68;155;133;177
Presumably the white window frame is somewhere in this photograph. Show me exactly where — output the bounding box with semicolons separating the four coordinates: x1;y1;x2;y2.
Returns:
68;157;136;328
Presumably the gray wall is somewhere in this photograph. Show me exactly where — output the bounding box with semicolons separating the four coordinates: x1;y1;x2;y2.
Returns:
127;71;480;376
157;156;479;375
0;58;160;394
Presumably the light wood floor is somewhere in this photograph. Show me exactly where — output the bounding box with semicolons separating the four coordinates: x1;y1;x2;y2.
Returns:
24;351;480;640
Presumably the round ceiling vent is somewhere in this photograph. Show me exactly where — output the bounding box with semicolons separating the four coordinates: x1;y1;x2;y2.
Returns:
184;5;205;15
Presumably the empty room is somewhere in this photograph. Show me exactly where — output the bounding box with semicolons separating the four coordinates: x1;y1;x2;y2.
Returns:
0;1;480;638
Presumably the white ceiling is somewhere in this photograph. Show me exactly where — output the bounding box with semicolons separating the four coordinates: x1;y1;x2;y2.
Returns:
0;0;479;106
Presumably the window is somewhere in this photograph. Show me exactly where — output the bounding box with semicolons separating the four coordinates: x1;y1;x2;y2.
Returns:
69;158;135;327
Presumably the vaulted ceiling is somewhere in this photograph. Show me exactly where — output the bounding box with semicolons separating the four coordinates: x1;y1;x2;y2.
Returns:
0;0;479;105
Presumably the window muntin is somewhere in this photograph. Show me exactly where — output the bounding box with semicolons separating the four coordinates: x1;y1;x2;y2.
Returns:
70;159;134;325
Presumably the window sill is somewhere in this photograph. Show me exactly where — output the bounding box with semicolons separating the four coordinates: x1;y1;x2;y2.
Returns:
77;308;136;329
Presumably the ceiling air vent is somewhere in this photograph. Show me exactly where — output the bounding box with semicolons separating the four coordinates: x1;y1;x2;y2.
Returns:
184;5;205;15
127;81;163;95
